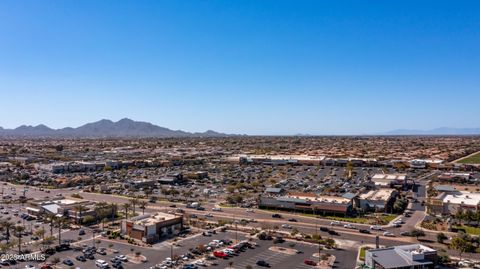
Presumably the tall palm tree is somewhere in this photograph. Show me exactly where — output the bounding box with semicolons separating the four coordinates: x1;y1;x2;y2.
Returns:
109;202;118;223
2;221;14;244
73;204;86;225
139;200;148;215
130;198;139;216
95;202;108;223
56;217;68;245
122;203;131;220
14;225;25;254
47;215;55;237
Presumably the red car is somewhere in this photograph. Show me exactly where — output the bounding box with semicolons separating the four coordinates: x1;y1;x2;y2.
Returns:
213;251;227;258
304;260;317;266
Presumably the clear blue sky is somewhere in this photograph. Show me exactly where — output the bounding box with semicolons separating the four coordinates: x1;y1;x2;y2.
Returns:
0;0;479;135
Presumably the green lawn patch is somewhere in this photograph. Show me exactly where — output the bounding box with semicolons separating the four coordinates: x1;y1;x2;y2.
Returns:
359;246;371;261
458;152;480;164
454;225;480;235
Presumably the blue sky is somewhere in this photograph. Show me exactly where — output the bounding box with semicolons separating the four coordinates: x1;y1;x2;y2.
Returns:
0;0;479;135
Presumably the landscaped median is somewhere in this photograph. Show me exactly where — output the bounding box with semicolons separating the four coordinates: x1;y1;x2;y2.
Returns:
261;208;399;225
321;214;398;225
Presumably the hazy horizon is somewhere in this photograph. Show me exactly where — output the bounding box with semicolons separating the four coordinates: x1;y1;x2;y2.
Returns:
1;1;479;135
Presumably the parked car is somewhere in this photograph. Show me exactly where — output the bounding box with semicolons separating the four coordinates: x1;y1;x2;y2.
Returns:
256;260;270;267
213;251;227;258
62;259;74;266
76;256;87;262
304;260;317;266
95;259;109;268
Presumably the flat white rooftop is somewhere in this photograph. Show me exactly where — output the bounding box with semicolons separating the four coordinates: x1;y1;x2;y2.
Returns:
443;191;480;206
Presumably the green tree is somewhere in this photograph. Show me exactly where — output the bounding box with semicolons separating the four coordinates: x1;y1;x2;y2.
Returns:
450;236;471;261
410;230;426;240
437;232;447;244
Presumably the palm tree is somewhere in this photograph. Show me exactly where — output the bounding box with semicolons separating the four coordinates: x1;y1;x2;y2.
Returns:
130;198;139;216
73;204;86;225
139;200;148;215
46;215;55;237
1;221;14;244
56;217;68;245
34;228;46;242
95;202;108;223
109;202;118;224
14;225;25;254
122;203;131;220
0;242;12;254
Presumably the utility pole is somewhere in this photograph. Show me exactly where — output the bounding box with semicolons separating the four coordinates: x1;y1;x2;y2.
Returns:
92;229;96;247
170;243;174;260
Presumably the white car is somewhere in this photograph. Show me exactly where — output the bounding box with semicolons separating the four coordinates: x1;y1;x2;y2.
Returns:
212;207;222;211
344;224;356;229
370;225;383;231
330;221;341;226
383;232;395;237
116;255;128;261
281;224;293;229
95;259;109;268
25;266;37;269
223;249;235;255
195;259;206;266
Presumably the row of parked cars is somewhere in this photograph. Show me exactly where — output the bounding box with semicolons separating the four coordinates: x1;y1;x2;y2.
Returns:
151;238;242;269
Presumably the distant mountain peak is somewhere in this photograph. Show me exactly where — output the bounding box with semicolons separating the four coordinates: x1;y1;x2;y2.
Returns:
384;127;480;135
0;119;232;138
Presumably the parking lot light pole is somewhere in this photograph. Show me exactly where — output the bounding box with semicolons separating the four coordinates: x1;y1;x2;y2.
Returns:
92;229;96;248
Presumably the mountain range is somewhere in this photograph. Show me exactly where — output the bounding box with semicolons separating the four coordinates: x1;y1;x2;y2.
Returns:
0;118;231;138
0;119;479;137
383;127;480;135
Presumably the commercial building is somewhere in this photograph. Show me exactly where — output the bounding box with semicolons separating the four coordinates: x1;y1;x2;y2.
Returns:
158;172;185;185
428;190;480;215
27;198;98;221
121;213;183;244
259;192;353;216
238;155;325;165
410;159;444;169
371;174;407;188
365;244;437;269
437;172;472;182
124;179;157;189
358;189;398;212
